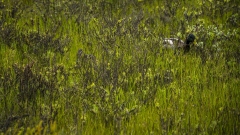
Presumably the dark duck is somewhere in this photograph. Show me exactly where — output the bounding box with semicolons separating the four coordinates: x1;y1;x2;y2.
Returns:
163;34;196;53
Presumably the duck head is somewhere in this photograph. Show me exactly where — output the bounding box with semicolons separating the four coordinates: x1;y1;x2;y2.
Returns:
186;33;196;45
184;33;196;52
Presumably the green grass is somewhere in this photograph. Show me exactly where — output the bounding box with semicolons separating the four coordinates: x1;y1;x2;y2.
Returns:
0;0;240;134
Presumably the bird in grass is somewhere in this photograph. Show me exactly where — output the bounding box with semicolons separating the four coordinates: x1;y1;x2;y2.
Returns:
163;33;196;53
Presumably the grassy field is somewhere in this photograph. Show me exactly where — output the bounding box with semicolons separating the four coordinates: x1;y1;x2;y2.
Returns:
0;0;240;134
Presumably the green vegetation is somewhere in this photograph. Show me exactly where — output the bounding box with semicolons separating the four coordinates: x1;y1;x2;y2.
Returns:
0;0;240;134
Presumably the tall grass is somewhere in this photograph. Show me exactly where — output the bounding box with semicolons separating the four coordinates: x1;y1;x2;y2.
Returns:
0;0;239;134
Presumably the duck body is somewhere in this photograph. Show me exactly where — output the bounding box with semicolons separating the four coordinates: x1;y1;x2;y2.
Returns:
163;38;185;49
